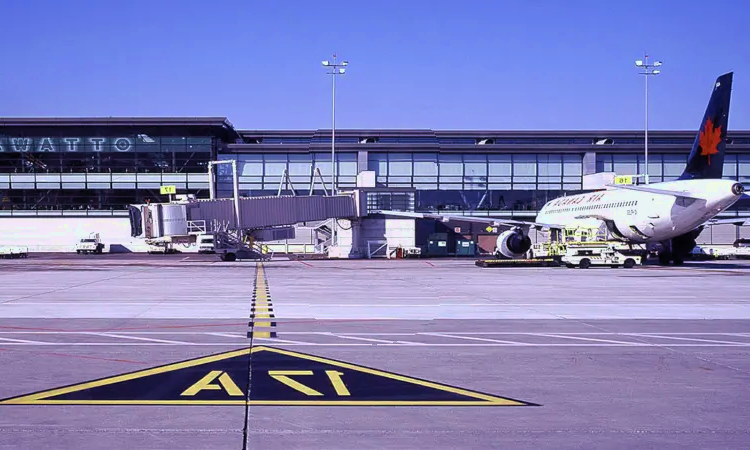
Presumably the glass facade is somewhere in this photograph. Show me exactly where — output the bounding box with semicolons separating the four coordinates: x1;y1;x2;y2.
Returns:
215;152;359;197
214;151;585;215
0;133;214;213
596;153;750;184
1;123;749;217
368;152;583;214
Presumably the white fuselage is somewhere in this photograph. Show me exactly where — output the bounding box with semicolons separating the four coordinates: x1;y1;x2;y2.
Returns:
535;179;743;243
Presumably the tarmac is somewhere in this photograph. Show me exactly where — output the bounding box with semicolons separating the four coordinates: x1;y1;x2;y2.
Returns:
1;253;749;449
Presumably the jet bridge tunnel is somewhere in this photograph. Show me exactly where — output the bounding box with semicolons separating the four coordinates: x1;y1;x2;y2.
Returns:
127;193;360;242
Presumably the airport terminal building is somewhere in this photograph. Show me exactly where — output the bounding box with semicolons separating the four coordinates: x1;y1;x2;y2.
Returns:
1;117;749;252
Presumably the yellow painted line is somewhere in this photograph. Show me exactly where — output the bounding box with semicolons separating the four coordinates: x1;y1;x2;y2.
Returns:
0;348;254;403
250;263;277;339
1;400;524;406
0;346;532;406
257;347;516;404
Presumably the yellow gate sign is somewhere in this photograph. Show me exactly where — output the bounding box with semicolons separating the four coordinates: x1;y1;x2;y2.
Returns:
614;175;633;185
160;185;177;195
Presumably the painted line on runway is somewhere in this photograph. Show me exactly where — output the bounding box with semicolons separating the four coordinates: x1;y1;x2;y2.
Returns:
524;333;645;345
620;334;750;345
0;336;49;344
324;333;426;345
85;322;250;332
421;332;532;345
0;325;70;332
324;334;395;344
248;263;277;339
3;331;750;337
205;332;246;339
6;299;729;305
81;332;192;345
252;337;318;345
280;331;750;336
0;342;747;347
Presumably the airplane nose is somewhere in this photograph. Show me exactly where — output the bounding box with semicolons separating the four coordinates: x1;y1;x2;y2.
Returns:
732;182;745;196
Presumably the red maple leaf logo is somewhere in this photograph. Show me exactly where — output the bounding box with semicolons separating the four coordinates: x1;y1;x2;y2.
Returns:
699;118;722;165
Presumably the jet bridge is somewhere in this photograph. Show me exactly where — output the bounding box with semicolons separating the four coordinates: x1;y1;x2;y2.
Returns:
127;160;360;260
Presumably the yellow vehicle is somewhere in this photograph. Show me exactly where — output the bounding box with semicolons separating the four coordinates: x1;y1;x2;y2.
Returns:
529;241;566;259
562;225;608;243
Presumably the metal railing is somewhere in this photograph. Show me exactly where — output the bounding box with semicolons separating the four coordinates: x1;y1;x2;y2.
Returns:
0;209;129;217
187;220;207;234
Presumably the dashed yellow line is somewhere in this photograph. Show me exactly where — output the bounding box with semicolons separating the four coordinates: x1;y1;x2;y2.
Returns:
249;263;277;339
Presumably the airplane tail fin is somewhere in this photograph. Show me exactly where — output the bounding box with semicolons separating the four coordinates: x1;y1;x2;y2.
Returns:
678;72;733;180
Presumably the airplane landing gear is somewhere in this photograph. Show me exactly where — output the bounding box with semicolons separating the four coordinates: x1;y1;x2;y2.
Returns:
658;251;672;266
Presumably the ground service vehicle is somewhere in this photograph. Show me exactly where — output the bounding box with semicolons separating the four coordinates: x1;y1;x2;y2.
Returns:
0;247;28;258
562;243;640;269
75;233;104;254
197;234;215;253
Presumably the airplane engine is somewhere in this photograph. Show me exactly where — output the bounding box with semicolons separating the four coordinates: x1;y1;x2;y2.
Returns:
495;228;532;259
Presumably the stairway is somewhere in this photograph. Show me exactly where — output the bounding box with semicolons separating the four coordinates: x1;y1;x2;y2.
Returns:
214;230;271;261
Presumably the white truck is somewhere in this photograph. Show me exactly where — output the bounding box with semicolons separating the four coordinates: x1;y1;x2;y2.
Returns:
562;242;640;269
75;233;104;254
197;234;215;254
0;246;29;259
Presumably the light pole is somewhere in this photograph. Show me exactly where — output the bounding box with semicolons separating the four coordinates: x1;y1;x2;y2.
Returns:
635;54;662;185
322;54;348;247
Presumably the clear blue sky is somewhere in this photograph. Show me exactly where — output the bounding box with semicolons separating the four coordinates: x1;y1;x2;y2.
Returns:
1;0;748;131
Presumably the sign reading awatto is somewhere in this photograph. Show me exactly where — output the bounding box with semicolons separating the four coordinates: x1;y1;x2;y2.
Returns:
0;137;137;153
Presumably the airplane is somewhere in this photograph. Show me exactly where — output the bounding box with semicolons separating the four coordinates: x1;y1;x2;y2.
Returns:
376;72;748;265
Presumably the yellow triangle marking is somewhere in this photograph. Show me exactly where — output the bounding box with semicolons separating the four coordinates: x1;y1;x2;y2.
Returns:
0;346;534;406
262;347;526;405
0;347;253;404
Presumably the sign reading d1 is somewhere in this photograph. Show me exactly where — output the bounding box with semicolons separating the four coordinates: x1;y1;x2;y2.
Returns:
614;175;633;185
160;185;177;195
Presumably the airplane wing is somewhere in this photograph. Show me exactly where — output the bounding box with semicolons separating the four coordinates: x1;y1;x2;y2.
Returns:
371;210;564;230
605;184;705;200
705;217;750;226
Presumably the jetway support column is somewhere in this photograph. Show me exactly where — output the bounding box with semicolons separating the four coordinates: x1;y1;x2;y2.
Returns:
208;160;242;230
327;218;363;259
